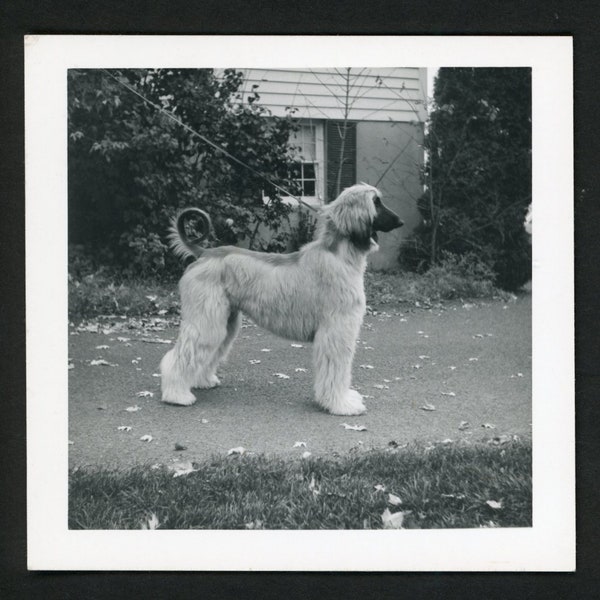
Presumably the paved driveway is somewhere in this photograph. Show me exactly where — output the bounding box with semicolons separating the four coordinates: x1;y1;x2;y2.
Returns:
68;295;531;469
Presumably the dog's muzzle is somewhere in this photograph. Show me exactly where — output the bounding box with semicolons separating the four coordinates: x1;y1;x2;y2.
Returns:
371;202;403;242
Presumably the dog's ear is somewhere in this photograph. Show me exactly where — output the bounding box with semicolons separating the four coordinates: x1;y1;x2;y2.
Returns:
326;186;376;248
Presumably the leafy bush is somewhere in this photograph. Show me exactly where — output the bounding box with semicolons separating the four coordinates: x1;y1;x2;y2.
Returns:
68;69;300;278
366;252;504;306
288;207;318;251
407;68;532;291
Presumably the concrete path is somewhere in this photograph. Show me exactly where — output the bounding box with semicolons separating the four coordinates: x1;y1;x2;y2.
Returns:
68;295;531;469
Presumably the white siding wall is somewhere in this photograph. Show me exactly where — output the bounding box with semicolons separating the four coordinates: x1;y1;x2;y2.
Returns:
235;68;427;123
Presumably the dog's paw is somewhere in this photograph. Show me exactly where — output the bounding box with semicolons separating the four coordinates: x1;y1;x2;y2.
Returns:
194;374;221;389
328;389;367;416
161;391;197;406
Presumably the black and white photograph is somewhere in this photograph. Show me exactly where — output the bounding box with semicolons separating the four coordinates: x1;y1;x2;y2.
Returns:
25;36;574;571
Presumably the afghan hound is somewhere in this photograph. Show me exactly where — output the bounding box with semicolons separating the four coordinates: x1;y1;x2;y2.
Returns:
160;183;403;416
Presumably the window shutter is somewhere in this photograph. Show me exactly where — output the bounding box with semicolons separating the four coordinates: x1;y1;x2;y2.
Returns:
326;121;357;201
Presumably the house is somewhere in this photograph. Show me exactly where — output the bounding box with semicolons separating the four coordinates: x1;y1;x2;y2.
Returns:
238;68;427;270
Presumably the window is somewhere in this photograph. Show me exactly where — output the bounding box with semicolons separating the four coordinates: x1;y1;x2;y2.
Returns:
291;162;316;197
289;122;324;205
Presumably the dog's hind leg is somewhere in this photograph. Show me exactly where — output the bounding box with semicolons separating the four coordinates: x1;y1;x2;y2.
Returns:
160;321;206;405
312;315;366;416
161;283;231;403
196;309;241;388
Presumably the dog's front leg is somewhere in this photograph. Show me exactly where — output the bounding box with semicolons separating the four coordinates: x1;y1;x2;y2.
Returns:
312;316;366;416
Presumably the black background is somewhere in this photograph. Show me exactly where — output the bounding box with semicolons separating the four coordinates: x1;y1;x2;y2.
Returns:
1;1;599;598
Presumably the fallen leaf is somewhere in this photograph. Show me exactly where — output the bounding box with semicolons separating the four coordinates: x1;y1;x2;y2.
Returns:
420;403;436;411
142;338;172;344
449;366;457;370
95;345;110;350
439;438;454;445
249;359;261;365
441;391;456;397
141;513;160;530
245;519;264;530
458;421;470;431
308;474;320;496
302;451;312;459
373;384;389;390
152;373;161;378
291;343;304;348
146;295;157;302
90;359;117;367
228;446;246;456
260;348;271;352
68;362;74;370
68;440;74;445
341;423;367;431
139;434;153;442
294;367;307;373
388;493;403;506
360;364;375;369
293;441;307;448
273;373;290;379
169;461;197;477
374;484;386;492
381;508;405;529
200;418;209;424
136;390;154;398
480;521;500;528
468;357;479;362
486;500;503;510
418;355;430;360
117;337;131;343
125;405;142;412
490;434;512;445
117;426;132;432
174;443;187;451
482;423;496;429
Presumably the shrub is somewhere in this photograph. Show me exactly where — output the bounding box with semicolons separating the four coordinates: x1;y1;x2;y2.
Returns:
409;68;532;291
366;252;502;307
288;207;318;251
68;69;300;278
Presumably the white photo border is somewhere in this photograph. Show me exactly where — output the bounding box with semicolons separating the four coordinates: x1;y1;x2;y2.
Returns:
25;35;574;571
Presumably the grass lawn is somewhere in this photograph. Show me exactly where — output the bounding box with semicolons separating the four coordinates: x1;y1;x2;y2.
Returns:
69;440;531;530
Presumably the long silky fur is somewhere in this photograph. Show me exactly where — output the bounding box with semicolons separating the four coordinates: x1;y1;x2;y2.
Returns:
160;183;401;416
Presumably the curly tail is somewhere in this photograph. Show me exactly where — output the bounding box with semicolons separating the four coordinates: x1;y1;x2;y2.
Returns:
168;207;213;259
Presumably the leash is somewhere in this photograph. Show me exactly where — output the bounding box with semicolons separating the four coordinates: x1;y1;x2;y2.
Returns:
101;69;319;214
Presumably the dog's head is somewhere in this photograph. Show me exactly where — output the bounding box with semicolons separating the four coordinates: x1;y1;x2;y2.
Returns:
324;183;403;252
